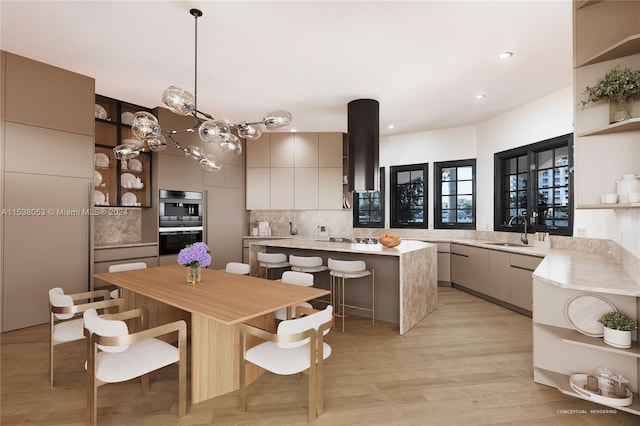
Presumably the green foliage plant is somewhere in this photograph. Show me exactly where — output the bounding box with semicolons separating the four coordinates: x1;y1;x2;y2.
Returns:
580;66;640;108
598;311;637;331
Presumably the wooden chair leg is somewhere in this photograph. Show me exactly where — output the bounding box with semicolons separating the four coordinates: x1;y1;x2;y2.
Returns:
239;332;247;412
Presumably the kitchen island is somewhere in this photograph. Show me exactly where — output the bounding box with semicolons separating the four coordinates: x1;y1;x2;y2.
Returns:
249;238;437;335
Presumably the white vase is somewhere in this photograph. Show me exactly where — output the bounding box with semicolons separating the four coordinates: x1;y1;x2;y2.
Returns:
603;326;632;349
616;174;640;204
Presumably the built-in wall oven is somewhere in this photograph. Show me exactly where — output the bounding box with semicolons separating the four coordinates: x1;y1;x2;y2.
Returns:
158;190;204;255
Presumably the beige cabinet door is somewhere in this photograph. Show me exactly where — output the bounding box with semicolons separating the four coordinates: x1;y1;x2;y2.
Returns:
3;173;90;331
318;167;343;209
450;244;469;287
246;168;270;209
157;152;204;192
294;132;318;167
319;133;343;167
294;168;319;210
270;168;294;209
488;250;510;302
270;133;295;167
246;133;270;168
206;186;244;269
510;266;533;311
4;51;94;136
466;246;489;294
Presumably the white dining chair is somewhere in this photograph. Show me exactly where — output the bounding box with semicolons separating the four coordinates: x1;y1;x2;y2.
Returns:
48;287;123;388
239;305;334;422
83;307;187;425
226;262;251;275
274;271;314;320
108;262;147;298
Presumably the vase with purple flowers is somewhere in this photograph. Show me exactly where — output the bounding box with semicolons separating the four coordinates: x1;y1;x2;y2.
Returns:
177;242;211;284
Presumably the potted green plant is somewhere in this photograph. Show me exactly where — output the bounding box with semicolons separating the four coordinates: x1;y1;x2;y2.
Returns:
580;66;640;124
598;311;636;348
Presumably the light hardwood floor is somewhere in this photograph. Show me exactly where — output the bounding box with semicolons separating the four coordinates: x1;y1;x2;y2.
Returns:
1;287;638;425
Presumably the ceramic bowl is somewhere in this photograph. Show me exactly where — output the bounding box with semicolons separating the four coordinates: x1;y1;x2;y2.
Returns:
628;192;640;203
602;193;618;204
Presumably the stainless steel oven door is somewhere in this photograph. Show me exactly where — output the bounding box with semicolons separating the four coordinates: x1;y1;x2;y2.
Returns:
158;227;203;255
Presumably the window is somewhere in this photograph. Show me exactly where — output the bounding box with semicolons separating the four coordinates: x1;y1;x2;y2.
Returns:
494;133;573;236
390;163;428;228
353;168;385;228
435;159;476;230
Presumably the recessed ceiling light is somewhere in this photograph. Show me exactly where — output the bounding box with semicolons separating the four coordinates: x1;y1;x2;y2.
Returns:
498;51;514;60
290;128;297;132
388;124;395;130
475;94;486;100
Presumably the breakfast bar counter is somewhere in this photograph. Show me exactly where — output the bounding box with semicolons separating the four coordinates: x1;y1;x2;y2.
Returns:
249;238;437;335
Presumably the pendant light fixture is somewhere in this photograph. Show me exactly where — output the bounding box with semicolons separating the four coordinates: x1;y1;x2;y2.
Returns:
114;8;292;172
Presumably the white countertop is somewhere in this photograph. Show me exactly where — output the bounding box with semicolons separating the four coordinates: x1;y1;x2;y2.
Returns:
248;237;431;257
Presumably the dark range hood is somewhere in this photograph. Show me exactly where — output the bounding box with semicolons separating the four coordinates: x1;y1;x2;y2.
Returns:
347;99;379;192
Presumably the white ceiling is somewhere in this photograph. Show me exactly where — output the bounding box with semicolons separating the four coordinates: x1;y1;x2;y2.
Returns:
0;0;573;137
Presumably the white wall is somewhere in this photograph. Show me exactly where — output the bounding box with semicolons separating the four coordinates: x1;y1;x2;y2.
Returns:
381;86;621;242
380;126;476;228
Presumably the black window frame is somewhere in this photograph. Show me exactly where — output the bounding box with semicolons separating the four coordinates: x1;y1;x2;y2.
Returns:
353;167;385;228
494;133;574;236
434;159;476;230
390;163;428;229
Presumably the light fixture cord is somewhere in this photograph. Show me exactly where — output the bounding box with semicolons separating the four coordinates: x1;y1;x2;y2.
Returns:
193;10;199;121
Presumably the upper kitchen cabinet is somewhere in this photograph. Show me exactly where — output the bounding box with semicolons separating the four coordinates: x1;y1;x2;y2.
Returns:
573;0;640;208
4;52;93;135
245;132;346;210
94;95;152;208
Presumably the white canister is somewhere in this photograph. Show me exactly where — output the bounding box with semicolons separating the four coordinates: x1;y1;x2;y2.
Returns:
616;175;640;204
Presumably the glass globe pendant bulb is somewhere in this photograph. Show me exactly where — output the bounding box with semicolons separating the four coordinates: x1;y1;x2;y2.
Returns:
185;145;205;161
219;133;242;156
198;120;231;144
263;110;292;130
113;144;141;160
131;112;161;140
238;123;262;140
200;153;222;172
162;86;195;116
146;134;167;152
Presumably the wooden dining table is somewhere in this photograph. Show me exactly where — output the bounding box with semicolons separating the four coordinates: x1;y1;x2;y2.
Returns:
93;264;330;403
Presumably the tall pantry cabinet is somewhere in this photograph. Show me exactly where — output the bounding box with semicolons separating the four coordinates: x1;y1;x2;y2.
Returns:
1;51;95;331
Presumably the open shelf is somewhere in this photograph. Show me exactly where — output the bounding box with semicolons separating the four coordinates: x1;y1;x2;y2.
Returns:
577;117;640;137
577;34;640;67
535;367;640;415
577;202;640;210
536;323;640;358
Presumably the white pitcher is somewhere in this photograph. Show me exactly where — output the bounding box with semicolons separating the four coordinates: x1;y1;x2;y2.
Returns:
616;175;640;203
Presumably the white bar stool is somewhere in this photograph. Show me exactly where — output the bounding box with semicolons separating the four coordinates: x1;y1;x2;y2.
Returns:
274;271;314;320
290;254;330;305
328;258;375;333
257;252;290;279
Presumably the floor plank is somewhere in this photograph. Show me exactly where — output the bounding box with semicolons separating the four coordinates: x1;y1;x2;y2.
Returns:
1;287;637;425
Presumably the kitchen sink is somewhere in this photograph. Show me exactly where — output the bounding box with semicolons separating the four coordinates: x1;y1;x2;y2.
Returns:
487;242;531;248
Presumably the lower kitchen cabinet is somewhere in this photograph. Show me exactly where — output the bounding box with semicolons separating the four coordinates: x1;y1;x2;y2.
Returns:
451;243;542;315
488;250;510;302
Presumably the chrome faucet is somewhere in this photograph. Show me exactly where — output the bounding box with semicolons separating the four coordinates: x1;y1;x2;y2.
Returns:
507;214;529;245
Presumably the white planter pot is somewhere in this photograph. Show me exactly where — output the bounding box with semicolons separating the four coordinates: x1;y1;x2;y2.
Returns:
603;326;632;349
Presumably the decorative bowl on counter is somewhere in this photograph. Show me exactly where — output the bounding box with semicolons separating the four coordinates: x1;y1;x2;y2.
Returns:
380;234;401;248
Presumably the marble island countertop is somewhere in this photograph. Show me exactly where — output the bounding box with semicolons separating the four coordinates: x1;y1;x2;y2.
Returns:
247;235;640;297
249;236;430;256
